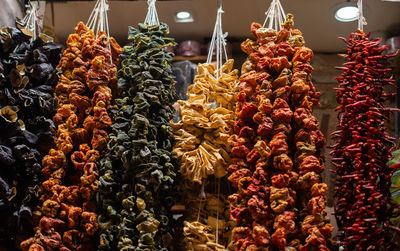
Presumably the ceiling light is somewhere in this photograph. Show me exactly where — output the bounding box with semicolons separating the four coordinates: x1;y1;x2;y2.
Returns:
176;11;191;19
335;6;359;22
175;11;193;23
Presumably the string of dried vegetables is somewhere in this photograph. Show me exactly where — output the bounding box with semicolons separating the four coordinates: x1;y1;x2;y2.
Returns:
0;26;61;249
97;23;177;250
20;22;122;251
331;30;399;250
172;60;238;184
228;14;333;250
182;189;236;250
172;60;238;250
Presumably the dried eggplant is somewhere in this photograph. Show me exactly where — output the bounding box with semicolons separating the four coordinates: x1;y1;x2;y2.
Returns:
0;26;61;249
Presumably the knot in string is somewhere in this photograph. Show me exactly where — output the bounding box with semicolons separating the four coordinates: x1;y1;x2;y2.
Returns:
357;0;367;31
87;0;111;38
87;0;112;63
263;0;286;31
18;1;41;41
207;6;228;80
145;0;160;26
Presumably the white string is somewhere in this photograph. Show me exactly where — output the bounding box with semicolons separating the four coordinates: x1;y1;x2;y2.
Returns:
215;178;221;245
144;0;160;26
207;7;228;80
263;0;286;30
196;181;206;222
19;2;40;40
207;2;227;242
357;0;367;31
87;0;110;37
87;0;113;64
87;0;100;31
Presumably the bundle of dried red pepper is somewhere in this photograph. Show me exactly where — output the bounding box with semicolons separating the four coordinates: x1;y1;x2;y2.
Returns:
20;22;122;251
0;26;62;249
331;30;399;250
228;14;333;250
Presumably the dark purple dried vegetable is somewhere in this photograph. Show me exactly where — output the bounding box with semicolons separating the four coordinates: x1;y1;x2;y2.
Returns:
0;26;61;249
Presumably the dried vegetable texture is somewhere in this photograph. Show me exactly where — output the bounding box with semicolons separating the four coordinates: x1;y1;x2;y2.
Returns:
182;190;236;250
172;60;239;184
20;22;122;251
172;60;239;250
0;26;61;249
388;149;400;207
331;30;399;250
228;15;333;250
96;23;177;251
388;149;400;240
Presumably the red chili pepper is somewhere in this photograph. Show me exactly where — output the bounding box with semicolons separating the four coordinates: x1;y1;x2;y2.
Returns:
332;30;400;250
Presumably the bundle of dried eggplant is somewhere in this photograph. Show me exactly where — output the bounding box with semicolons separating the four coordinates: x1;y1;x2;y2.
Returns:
0;26;62;249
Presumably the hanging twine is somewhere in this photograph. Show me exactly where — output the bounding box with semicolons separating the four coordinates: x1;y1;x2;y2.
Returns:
207;6;228;80
196;181;207;222
357;0;367;31
87;0;113;63
87;0;111;38
17;2;40;40
215;177;221;245
206;2;228;244
263;0;286;31
144;0;160;26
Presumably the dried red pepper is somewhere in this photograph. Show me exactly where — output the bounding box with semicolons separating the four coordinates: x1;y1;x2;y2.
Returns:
228;14;333;250
331;30;399;250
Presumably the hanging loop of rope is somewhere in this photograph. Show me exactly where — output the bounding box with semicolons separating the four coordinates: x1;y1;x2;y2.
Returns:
144;0;160;26
17;1;41;40
87;0;111;38
87;0;113;63
206;1;228;242
263;0;286;31
357;0;367;31
207;6;228;80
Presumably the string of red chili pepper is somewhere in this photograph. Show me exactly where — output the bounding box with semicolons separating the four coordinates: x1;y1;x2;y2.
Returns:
331;30;399;250
228;14;333;250
20;22;122;251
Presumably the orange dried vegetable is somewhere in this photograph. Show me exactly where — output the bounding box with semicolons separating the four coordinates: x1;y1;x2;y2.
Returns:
21;22;122;251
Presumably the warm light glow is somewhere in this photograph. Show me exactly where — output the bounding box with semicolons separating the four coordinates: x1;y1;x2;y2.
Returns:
175;11;193;23
335;6;359;22
176;11;191;19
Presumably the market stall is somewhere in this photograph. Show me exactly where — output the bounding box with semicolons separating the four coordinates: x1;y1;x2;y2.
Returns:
0;0;398;250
